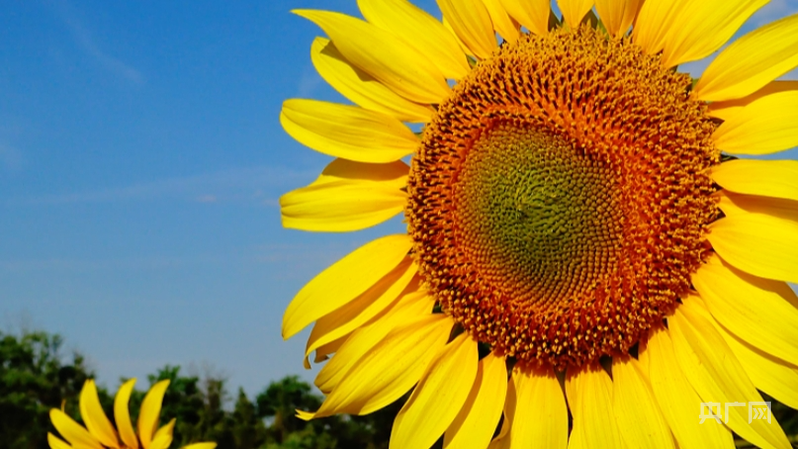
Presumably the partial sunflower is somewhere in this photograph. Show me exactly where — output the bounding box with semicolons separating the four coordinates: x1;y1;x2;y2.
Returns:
279;0;798;447
48;379;216;449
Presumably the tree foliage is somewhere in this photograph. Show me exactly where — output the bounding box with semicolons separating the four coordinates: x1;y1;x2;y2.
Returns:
1;329;796;448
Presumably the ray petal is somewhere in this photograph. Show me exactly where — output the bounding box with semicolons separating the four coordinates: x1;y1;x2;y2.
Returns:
557;0;595;27
482;0;521;43
79;380;119;448
47;433;73;449
644;328;735;448
691;255;798;367
148;419;175;449
138;380;170;449
314;290;434;393
293;9;450;104
708;213;798;284
443;353;507;449
114;379;139;449
507;366;567;449
660;0;767;68
303;260;417;367
712;91;798;156
301;314;453;418
49;409;103;449
708;80;798;122
358;0;469;79
717;324;798;410
595;0;643;37
633;0;681;55
693;13;798;102
310;37;433;123
566;364;622;449
497;0;550;36
391;334;478;449
437;0;497;59
180;444;218;449
716;190;798;223
713;159;798;201
669;297;791;449
280;159;408;233
282;233;412;339
280;99;419;163
612;357;675;449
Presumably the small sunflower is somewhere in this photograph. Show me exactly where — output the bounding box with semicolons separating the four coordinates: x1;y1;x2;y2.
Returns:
279;0;798;447
48;379;216;449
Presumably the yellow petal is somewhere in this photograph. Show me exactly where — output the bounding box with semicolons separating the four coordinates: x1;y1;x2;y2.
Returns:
506;366;567;449
693;13;798;102
280;99;418;163
708;213;798;284
632;0;681;55
595;0;642;37
138;379;170;449
293;9;450;104
148;419;175;449
713;159;798;201
612;357;675;449
49;409;103;449
357;0;469;79
280;159;408;233
659;0;767;68
717;324;798;410
437;0;496;59
557;0;595;27
712;91;798;155
565;364;622;449
486;375;514;449
310;37;433;122
482;0;520;43
314;290;434;393
670;297;791;449
716;190;798;223
391;334;478;449
304;259;417;366
644;328;735;448
708;80;798;122
497;0;550;35
181;444;218;449
443;353;507;449
282;233;411;339
79;380;119;448
313;334;348;364
691;255;798;367
304;314;452;418
114;379;139;449
48;433;73;449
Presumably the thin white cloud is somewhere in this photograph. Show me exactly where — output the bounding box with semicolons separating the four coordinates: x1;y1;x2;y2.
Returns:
6;166;315;206
50;0;143;84
296;65;324;98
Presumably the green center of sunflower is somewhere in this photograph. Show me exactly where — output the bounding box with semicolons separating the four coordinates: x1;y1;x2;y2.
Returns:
406;26;720;370
456;123;622;306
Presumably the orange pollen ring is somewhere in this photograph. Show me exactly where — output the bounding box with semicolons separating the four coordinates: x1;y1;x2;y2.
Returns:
406;27;720;370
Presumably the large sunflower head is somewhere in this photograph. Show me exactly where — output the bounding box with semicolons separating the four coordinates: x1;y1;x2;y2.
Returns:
48;379;216;449
280;0;798;447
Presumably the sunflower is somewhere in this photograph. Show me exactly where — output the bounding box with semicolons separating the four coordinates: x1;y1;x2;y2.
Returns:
279;0;798;447
48;379;216;449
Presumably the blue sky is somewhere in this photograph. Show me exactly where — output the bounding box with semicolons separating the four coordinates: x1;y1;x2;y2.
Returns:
2;0;797;398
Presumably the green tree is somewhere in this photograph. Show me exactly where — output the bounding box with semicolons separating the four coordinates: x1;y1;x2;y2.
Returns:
0;330;101;449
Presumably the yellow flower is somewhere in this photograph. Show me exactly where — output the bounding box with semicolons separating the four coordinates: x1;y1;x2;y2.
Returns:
48;379;216;449
280;0;798;447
